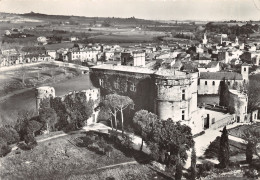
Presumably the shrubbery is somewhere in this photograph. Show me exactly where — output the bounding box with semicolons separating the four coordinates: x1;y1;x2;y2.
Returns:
0;126;20;145
0;138;11;157
197;161;215;178
244;168;259;179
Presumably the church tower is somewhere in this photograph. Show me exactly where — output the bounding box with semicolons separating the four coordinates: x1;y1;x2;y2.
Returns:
202;33;207;45
241;63;249;84
235;36;239;46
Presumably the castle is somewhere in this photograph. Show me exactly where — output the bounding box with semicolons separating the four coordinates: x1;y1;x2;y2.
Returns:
89;64;202;133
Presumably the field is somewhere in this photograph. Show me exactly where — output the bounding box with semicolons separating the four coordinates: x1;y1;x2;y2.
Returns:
0;131;165;180
88;28;167;43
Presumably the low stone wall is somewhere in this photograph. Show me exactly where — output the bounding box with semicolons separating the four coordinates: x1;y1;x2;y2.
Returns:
211;114;236;130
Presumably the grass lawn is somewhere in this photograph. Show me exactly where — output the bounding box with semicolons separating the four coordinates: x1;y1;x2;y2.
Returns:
228;123;260;139
204;136;246;159
68;164;165;180
0;131;167;180
0;132;134;179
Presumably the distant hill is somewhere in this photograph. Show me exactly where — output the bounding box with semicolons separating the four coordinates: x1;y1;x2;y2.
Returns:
20;12;168;26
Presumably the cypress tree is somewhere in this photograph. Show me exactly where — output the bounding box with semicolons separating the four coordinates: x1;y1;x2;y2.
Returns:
175;162;183;180
190;147;197;180
219;78;229;106
246;141;254;164
218;126;230;168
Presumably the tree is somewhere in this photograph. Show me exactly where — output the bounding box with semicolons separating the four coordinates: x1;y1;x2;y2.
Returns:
104;144;113;157
14;110;36;140
27;120;43;137
243;128;260;160
218;126;230;168
62;92;94;130
24;132;37;149
133;110;158;151
39;107;57;133
247;79;260;113
0;138;11;157
190;147;197;180
0;126;19;145
175;158;183;180
146;119;194;169
104;95;119;131
105;94;133;135
219;79;229;106
97;103;113;129
246;141;254;164
108;94;133;136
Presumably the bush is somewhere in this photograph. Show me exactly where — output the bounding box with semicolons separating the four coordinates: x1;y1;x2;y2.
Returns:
0;138;11;157
244;168;259;179
0;126;20;145
193;131;205;138
24;133;37;146
120;134;133;150
197;162;214;178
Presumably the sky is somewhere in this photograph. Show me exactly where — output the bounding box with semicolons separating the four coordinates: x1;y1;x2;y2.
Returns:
0;0;260;21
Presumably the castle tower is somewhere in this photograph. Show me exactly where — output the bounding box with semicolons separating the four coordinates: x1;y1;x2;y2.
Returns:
35;86;55;112
220;35;223;45
154;69;198;123
241;63;250;84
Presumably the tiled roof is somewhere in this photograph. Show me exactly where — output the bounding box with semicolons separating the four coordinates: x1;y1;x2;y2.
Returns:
200;72;243;80
206;61;219;68
241;62;250;66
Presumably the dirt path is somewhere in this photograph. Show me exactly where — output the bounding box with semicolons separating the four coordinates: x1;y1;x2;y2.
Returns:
95;161;138;171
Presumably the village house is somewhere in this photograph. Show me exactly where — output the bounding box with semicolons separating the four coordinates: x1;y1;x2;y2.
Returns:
198;61;220;73
67;48;101;63
227;89;248;123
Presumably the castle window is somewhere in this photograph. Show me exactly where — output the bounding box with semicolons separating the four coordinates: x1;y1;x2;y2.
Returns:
212;81;215;86
205;81;207;85
182;110;185;120
198;79;200;85
227;81;230;85
244;67;246;72
99;79;104;87
114;81;119;89
130;83;136;92
182;89;185;100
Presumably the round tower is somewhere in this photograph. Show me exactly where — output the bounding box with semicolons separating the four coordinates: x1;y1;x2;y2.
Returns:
154;69;198;122
35;86;55;111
